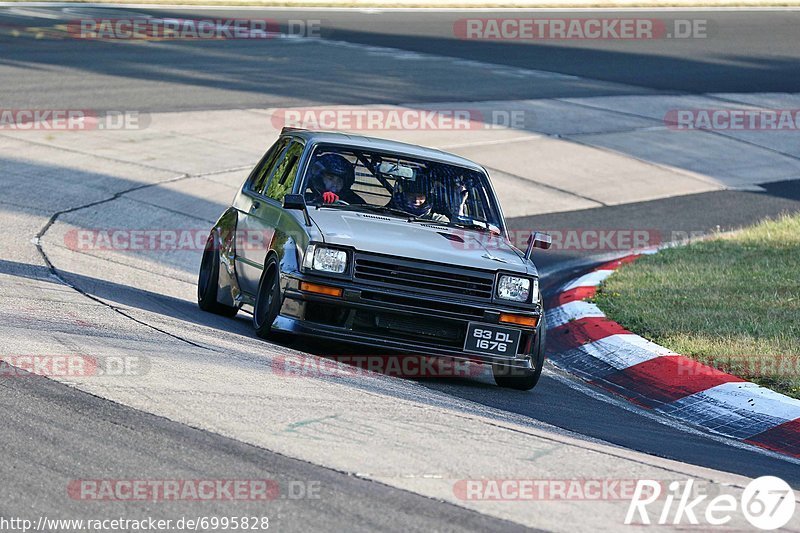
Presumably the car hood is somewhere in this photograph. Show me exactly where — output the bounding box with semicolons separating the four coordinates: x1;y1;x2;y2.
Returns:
308;208;535;275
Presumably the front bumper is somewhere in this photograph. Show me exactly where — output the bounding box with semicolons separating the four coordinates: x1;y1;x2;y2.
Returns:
274;273;543;368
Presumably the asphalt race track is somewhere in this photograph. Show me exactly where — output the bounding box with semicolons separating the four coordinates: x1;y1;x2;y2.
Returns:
1;5;800;531
4;8;800;110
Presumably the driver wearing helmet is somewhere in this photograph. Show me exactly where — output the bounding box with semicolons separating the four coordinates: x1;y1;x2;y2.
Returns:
389;176;449;222
306;153;365;205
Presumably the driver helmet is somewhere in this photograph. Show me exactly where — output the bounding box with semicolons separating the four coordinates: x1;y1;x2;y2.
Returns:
393;176;431;217
310;153;355;195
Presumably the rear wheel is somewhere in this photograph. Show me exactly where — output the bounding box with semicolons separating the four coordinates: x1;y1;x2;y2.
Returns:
197;235;239;317
253;258;292;341
493;314;546;391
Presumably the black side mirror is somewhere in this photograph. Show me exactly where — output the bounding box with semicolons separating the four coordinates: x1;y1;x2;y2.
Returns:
283;194;306;210
282;194;311;226
524;231;552;261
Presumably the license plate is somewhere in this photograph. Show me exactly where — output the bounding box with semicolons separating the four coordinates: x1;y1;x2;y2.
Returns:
463;322;521;357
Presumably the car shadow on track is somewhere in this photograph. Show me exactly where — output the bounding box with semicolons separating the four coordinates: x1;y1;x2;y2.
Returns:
289;335;498;386
0;257;495;385
0;258;257;336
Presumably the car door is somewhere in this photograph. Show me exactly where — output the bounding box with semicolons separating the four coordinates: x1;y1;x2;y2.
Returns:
235;138;290;296
236;138;305;297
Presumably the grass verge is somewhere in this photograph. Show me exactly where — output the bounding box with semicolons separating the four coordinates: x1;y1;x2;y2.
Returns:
593;213;800;399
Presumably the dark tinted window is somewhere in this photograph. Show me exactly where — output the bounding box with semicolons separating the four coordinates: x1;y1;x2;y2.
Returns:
249;138;290;194
265;141;304;202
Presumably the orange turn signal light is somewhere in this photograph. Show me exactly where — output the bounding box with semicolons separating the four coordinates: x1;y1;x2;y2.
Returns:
299;281;343;297
499;313;538;328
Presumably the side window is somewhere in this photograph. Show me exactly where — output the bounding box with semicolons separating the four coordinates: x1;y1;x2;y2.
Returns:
249;138;290;194
265;141;304;202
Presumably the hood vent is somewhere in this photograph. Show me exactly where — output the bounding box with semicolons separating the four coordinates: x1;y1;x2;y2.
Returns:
360;213;392;221
420;223;449;230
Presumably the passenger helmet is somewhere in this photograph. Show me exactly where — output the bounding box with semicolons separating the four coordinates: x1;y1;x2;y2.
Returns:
393;177;431;217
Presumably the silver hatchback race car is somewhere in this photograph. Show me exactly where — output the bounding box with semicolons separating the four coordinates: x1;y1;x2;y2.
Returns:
197;128;551;389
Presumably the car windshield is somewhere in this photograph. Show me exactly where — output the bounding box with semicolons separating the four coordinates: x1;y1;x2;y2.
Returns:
300;144;503;232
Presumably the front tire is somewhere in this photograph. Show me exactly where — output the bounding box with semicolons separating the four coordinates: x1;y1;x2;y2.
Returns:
253;257;291;341
493;314;546;391
197;235;239;318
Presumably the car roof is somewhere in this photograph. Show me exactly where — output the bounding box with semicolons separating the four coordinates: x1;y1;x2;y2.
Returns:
282;129;486;172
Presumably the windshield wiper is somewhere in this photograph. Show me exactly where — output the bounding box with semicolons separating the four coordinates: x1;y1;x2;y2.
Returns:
314;202;353;210
446;221;502;235
313;203;422;220
351;204;419;219
365;208;502;233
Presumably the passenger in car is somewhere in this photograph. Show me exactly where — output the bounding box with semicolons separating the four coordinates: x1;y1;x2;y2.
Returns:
389;176;450;222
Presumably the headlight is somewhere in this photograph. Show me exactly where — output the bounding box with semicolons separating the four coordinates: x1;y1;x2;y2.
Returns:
497;275;533;302
303;244;347;274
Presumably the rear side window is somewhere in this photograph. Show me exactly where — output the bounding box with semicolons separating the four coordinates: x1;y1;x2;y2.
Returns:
264;141;304;202
249;138;290;195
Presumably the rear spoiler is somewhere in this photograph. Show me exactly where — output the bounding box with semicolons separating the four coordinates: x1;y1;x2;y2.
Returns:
281;126;308;135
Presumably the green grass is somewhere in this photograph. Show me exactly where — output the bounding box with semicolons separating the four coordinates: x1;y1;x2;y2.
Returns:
593;213;800;398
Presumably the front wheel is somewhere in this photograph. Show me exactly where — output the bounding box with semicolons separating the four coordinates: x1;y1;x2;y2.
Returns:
493;314;546;391
253;258;292;342
197;235;239;317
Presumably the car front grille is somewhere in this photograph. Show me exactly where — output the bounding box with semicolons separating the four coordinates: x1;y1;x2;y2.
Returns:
353;253;495;300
